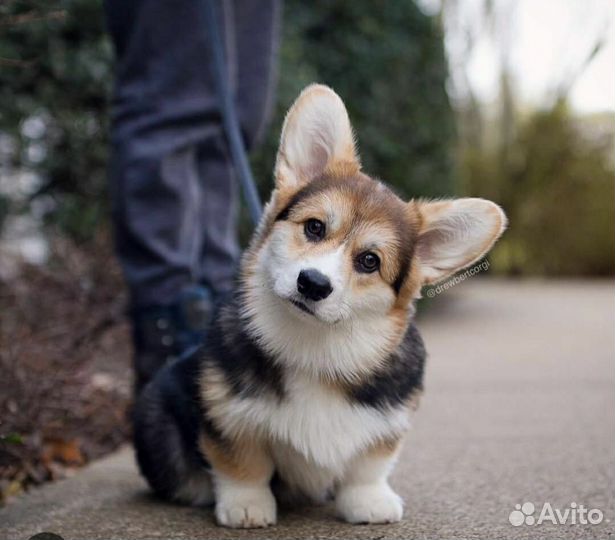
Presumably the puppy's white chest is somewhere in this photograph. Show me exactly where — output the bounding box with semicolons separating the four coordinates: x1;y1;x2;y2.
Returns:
271;378;362;468
259;375;408;470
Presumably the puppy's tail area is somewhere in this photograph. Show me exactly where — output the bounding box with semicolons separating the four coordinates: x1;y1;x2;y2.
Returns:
133;366;214;506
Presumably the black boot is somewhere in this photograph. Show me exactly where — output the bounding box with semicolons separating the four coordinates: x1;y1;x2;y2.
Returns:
131;285;213;394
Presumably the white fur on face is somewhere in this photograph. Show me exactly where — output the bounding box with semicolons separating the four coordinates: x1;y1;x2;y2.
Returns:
241;221;403;379
260;223;396;325
242;274;399;381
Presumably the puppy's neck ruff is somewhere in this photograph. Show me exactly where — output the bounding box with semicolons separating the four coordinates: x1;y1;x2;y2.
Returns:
240;269;407;384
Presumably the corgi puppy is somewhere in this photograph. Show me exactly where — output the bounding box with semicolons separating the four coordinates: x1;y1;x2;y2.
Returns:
133;84;507;528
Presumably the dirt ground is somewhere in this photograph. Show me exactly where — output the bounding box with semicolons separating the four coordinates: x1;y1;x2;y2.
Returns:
0;232;132;504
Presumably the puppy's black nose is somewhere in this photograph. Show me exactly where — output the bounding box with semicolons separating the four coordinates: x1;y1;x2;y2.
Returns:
297;269;333;302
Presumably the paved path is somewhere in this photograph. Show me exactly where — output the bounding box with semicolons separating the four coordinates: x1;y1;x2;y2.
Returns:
2;279;614;540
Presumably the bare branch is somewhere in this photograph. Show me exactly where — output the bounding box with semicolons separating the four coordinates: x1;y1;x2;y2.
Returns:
0;57;37;68
0;9;66;27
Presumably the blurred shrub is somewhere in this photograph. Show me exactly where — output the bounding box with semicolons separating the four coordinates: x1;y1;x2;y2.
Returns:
1;1;454;245
2;2;611;277
462;102;615;276
0;0;112;241
252;1;455;200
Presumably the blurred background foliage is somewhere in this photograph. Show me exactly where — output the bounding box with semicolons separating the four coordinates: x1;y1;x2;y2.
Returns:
0;0;112;241
0;0;613;276
463;102;614;276
251;0;455;200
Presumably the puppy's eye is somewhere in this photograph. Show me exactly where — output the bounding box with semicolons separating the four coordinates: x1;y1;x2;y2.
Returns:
355;252;380;273
304;219;326;241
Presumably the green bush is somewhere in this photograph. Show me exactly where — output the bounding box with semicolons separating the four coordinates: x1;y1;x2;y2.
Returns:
462;102;615;276
1;1;454;244
3;2;610;277
0;0;112;241
252;1;455;201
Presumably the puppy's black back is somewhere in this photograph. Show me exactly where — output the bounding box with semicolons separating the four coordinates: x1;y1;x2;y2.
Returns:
133;348;208;500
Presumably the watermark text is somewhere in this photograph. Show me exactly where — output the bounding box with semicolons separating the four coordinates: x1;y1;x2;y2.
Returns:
425;260;490;298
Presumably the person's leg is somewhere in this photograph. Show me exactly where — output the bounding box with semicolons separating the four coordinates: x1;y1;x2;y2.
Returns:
105;0;280;390
234;0;282;151
105;0;237;390
195;137;239;296
196;0;281;293
110;147;202;309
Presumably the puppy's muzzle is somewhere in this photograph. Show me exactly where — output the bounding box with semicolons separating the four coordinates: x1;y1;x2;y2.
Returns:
297;269;333;302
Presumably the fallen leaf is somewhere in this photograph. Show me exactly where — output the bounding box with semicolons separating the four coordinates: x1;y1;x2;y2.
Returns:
42;438;84;466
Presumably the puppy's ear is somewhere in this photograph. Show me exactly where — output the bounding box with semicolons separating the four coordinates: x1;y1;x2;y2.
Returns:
414;198;507;285
274;84;359;192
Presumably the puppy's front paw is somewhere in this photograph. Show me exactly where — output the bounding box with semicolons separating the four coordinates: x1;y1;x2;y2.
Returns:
215;487;277;528
336;483;403;524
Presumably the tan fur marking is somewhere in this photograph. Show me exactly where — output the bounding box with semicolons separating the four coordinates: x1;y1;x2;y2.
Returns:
199;434;273;483
325;159;360;178
394;259;422;311
200;364;231;405
361;437;402;459
199;364;274;483
406;387;424;411
199;364;251;441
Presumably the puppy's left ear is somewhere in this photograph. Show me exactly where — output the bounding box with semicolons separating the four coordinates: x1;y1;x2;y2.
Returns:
415;198;507;285
274;84;360;193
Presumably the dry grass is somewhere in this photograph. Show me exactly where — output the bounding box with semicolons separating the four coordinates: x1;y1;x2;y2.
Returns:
0;231;132;504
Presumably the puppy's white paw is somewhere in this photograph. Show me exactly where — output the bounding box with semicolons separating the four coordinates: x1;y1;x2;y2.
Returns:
215;487;277;528
336;483;403;524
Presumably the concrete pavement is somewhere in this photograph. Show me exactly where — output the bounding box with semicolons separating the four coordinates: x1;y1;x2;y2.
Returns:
2;279;614;539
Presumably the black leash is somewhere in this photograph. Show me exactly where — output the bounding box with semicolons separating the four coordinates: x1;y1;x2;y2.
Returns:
202;0;263;226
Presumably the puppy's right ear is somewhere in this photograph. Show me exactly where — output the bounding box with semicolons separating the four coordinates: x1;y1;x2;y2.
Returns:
414;198;507;285
274;84;360;193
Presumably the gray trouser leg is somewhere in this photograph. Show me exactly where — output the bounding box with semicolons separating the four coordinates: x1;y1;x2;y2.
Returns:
196;136;239;293
105;0;280;307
